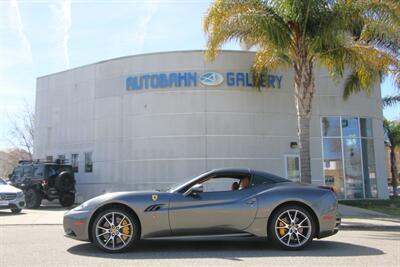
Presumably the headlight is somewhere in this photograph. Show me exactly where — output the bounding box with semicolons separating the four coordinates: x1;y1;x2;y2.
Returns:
17;191;24;198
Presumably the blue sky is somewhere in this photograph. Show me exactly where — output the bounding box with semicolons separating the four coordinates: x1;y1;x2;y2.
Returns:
0;0;398;150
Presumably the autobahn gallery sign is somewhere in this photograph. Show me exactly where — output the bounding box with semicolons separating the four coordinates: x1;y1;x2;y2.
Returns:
125;71;283;91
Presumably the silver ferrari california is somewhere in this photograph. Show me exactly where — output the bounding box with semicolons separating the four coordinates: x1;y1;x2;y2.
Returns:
64;168;340;252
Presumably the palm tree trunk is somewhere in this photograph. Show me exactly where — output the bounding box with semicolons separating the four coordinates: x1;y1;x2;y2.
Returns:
294;56;315;184
390;146;399;196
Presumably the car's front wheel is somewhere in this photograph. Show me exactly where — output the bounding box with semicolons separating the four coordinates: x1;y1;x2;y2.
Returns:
91;208;139;253
25;188;42;209
11;208;22;214
268;205;315;250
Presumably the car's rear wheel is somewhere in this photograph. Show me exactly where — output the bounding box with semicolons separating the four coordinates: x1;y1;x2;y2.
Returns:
25;188;42;209
268;205;315;250
91;208;139;253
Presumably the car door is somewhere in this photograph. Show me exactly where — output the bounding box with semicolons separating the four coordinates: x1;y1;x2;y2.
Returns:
168;178;258;236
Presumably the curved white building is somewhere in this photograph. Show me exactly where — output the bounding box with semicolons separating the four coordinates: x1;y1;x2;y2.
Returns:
34;50;388;201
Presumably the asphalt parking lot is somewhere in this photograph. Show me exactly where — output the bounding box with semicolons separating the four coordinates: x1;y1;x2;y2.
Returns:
1;207;400;267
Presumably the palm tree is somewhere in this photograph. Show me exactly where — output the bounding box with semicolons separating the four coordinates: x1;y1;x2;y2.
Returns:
383;94;400;107
384;119;400;196
204;0;400;183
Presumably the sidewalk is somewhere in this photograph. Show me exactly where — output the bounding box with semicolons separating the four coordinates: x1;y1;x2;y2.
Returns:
0;203;66;226
339;204;400;231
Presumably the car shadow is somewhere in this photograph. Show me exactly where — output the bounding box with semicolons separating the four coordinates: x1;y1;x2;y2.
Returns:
0;210;26;216
67;237;384;260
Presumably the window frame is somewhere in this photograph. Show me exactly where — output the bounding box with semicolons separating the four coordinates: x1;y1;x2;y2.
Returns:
84;152;93;173
320;116;377;199
71;153;79;173
284;154;301;182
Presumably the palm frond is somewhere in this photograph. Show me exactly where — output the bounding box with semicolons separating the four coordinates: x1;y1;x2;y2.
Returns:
203;0;292;61
382;95;400;107
251;46;291;87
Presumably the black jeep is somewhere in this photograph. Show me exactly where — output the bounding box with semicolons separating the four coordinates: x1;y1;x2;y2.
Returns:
9;160;76;208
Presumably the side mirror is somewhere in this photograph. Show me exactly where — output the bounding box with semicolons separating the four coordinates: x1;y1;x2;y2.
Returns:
8;174;12;179
183;184;203;197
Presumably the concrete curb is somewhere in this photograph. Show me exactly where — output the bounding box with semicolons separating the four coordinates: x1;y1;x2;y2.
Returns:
0;224;62;226
339;224;400;231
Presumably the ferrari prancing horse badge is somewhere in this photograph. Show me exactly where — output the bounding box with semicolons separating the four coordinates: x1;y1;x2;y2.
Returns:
152;195;158;201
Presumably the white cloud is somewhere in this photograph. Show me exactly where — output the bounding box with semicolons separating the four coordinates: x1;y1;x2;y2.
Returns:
48;0;72;69
136;0;160;52
9;0;32;62
0;0;33;75
62;0;72;69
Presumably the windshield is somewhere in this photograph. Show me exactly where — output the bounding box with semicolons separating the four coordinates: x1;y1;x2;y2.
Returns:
0;178;6;185
167;170;213;193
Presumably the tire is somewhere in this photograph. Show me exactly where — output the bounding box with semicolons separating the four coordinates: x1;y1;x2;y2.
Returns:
55;171;75;192
25;188;42;209
11;208;22;214
59;193;75;207
91;207;140;253
267;205;316;250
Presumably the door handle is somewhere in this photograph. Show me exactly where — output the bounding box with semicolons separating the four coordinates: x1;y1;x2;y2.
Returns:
246;198;256;205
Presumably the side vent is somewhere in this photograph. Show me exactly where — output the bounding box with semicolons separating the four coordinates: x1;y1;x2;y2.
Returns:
144;204;164;212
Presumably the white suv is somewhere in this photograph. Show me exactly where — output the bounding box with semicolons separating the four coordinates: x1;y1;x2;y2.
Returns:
0;178;25;213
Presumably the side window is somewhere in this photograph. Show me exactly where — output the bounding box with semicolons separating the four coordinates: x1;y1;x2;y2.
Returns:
251;175;273;187
285;155;301;182
71;153;79;173
33;165;45;178
85;152;93;173
22;166;33;177
12;167;23;179
202;177;241;192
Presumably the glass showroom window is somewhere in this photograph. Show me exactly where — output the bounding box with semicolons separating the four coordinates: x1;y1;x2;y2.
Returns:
321;117;377;199
71;154;79;173
285;155;301;182
85;152;93;173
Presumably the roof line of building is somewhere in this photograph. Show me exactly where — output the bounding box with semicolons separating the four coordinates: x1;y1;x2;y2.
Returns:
37;49;255;79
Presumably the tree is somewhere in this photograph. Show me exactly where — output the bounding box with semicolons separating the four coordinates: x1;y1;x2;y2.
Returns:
383;94;400;107
8;103;35;160
204;0;400;183
0;149;30;178
384;119;400;196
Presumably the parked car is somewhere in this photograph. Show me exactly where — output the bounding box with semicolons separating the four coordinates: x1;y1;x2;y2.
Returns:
0;178;25;213
9;160;76;208
64;168;340;252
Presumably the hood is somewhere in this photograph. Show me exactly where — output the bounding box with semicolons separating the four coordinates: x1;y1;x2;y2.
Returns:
0;184;22;193
81;190;161;207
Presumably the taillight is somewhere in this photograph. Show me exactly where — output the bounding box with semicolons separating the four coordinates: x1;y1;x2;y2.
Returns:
319;186;335;193
42;180;48;187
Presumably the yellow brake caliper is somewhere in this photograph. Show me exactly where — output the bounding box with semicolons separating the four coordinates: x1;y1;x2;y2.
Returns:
121;220;130;241
279;221;286;237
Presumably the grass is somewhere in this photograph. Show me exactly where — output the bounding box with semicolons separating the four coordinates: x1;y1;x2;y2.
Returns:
339;196;400;217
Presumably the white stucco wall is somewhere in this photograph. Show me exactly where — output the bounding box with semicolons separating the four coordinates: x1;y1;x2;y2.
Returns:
34;50;388;201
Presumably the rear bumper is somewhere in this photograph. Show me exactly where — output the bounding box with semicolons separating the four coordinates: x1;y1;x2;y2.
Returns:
318;216;341;239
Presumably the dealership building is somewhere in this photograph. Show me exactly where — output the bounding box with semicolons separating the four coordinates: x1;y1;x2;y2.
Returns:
33;50;389;201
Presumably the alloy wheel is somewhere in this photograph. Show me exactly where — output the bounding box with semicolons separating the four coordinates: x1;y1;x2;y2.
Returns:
95;211;134;251
274;209;312;248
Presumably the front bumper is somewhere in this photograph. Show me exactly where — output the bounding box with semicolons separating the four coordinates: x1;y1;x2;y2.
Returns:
0;196;25;210
63;209;91;241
